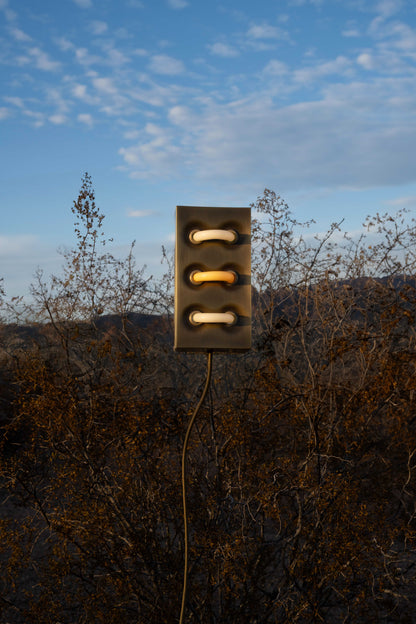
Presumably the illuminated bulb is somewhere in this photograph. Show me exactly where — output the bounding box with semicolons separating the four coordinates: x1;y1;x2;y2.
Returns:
190;270;238;285
189;229;238;244
189;311;237;326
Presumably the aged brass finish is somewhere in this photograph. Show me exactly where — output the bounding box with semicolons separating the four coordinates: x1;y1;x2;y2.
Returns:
174;205;251;352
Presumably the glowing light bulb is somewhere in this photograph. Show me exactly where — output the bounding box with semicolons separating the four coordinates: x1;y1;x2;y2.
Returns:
189;311;237;326
189;229;238;244
189;270;238;285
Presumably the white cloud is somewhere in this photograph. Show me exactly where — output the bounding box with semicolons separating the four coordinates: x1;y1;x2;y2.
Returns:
263;59;288;75
75;47;100;66
208;42;239;58
73;0;92;8
29;47;61;72
167;0;188;8
0;237;63;300
70;82;96;106
384;196;416;208
119;124;181;178
92;76;117;94
133;48;148;57
357;53;374;70
294;55;351;83
9;27;32;42
72;83;88;99
0;0;16;21
0;235;38;256
46;87;70;114
56;37;74;52
130;85;167;107
287;0;324;5
119;73;416;193
106;47;130;67
3;96;24;108
0;107;10;120
23;110;45;127
15;54;30;67
376;0;403;18
149;54;184;75
90;20;108;35
369;1;404;37
342;28;360;38
247;23;283;39
78;113;94;126
49;113;67;125
391;22;416;53
168;105;193;125
128;209;157;217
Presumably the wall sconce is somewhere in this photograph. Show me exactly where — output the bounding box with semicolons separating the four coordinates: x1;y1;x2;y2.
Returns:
174;205;251;352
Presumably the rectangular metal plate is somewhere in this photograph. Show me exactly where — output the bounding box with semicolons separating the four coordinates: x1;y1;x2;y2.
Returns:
174;206;251;352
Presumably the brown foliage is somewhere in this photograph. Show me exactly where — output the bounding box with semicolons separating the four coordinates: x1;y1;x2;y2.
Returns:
1;181;416;622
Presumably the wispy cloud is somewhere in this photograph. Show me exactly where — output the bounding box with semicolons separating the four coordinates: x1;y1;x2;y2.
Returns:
49;113;67;125
0;236;63;299
104;46;130;67
287;0;324;6
263;59;288;75
3;96;24;108
75;47;100;66
78;113;94;126
90;20;108;35
293;56;351;83
342;27;360;38
9;27;32;42
0;234;38;256
376;0;403;18
244;22;290;51
369;0;404;36
119;67;416;193
0;0;17;22
384;196;416;208
119;123;180;179
55;36;74;52
92;76;118;94
247;23;284;40
208;42;239;57
29;47;61;71
167;0;188;9
127;209;157;217
72;83;90;101
73;0;92;8
357;52;374;70
1;0;416;208
149;54;185;75
23;109;45;127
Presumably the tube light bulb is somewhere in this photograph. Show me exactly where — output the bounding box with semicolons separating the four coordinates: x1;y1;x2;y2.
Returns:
189;311;237;326
189;229;238;244
190;270;238;285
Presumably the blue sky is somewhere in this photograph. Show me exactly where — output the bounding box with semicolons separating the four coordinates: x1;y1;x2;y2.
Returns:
1;0;416;298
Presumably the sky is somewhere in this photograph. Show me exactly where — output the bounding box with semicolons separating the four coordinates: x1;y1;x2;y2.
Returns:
1;0;416;299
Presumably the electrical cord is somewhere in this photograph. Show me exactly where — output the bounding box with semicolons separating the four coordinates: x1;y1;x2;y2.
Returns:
179;350;213;624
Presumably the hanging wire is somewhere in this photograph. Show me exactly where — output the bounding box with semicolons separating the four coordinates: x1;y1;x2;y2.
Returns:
179;350;213;624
